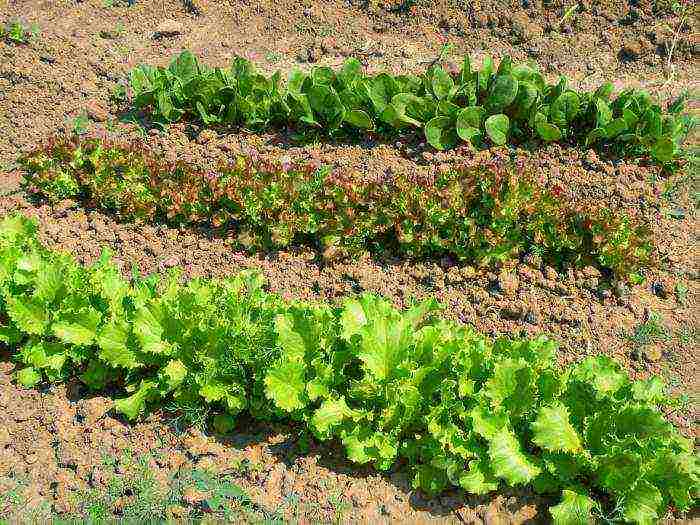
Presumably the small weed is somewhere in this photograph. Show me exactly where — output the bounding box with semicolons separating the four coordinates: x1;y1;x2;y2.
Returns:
328;491;352;523
628;312;670;347
266;51;282;64
1;19;39;44
676;326;697;346
70;113;90;135
557;3;579;30
0;478;25;509
654;0;693;84
110;82;128;103
165;397;211;431
183;0;201;16
295;20;333;37
111;42;132;57
674;282;688;304
99;22;125;39
103;0;133;7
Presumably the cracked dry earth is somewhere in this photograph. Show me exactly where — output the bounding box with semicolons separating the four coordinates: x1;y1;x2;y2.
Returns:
0;0;699;522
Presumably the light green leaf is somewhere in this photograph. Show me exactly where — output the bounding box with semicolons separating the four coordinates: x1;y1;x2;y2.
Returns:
345;109;373;129
572;356;627;398
536;121;562;142
199;380;228;402
596;450;642;493
622;481;662;525
20;341;66;373
550;490;595;525
274;313;306;361
459;458;500;495
425;116;457;151
484;114;509;145
114;381;156;420
16;367;42;388
630;377;666;403
160;359;187;390
264;359;306;412
97;320;140;369
551;91;580;127
604;117;627;139
6;296;48;335
470;406;509;440
531;403;582;453
34;262;64;303
431;66;454;100
310;397;353;438
357;316;410;381
486;74;518;111
133;304;170;354
52;307;101;346
340;299;368;341
488;430;541;485
456;106;485;144
595;98;612;126
650;137;673;162
483;358;535;416
340;427;373;464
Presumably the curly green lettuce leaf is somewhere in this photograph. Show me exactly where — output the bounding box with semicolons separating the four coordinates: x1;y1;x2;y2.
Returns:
531;403;582;454
550;489;595;525
487;429;541;485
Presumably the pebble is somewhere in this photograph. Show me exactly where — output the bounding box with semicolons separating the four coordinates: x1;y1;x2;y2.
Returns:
644;346;663;362
620;36;651;60
497;271;519;298
153;20;184;39
613;280;629;298
543;266;558;281
196;129;217;144
651;281;668;299
85;100;109;122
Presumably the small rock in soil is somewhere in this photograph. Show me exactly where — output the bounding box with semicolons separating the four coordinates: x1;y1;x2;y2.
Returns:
509;12;543;43
197;129;217;144
644;345;663;362
296;46;318;63
153;20;184;39
651;281;668;299
85;100;109;122
614;280;629;298
620;37;651;60
182;486;206;504
543;266;558;281
525;306;541;325
497;271;519;297
582;265;601;278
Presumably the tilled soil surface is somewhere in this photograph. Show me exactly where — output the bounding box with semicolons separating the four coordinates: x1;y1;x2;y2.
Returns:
0;0;698;522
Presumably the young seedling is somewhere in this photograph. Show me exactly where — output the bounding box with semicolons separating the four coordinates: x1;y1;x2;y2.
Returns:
0;19;39;44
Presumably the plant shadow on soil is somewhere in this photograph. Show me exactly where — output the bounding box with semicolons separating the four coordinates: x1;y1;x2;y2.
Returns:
1;342;553;520
117;108;438;161
148;407;555;520
114;107;680;173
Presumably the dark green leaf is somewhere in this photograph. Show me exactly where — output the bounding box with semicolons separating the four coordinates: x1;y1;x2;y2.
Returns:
425;116;458;150
486;75;518;112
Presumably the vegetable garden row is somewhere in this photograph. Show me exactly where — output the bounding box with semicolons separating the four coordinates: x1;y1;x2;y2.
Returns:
0;215;697;523
1;49;697;523
129;51;694;162
22;135;651;278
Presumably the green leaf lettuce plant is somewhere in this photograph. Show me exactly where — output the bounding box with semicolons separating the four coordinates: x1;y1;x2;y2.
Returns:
0;214;697;523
